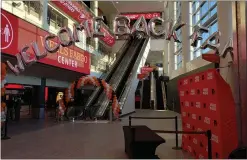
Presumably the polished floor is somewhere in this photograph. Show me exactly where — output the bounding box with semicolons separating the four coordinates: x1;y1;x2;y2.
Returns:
1;109;192;159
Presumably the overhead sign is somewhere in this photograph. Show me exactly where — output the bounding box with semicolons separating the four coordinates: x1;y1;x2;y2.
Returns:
141;67;153;74
1;9;90;75
121;12;161;20
51;0;115;47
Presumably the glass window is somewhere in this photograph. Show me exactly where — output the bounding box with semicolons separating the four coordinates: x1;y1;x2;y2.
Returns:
190;0;218;59
209;1;217;8
23;1;42;20
47;6;68;29
201;14;210;25
200;2;209;17
210;21;218;34
210;6;217;16
176;52;182;69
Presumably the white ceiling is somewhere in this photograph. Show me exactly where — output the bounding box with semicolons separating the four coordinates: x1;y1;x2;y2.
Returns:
112;1;166;13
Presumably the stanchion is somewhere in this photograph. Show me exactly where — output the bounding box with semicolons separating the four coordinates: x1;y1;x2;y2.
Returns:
129;116;132;127
172;116;182;150
207;130;212;159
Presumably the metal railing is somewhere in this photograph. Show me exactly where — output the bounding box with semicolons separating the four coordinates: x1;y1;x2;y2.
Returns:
128;116;212;159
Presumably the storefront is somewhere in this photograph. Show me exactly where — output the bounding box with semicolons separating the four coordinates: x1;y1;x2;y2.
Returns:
1;9;91;119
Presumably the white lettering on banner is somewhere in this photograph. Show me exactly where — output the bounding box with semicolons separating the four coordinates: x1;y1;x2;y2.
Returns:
193;138;198;144
210;103;216;111
188;146;192;152
195;76;200;82
197;128;202;132
204;117;211;125
183;134;187;138
199;154;204;159
191;89;195;95
212;134;219;143
196;102;201;108
185;101;189;107
57;55;78;68
207;72;213;80
182;112;186;117
180;91;184;96
203;88;208;95
183;79;188;85
60;0;75;12
192;114;196;120
186;123;191;129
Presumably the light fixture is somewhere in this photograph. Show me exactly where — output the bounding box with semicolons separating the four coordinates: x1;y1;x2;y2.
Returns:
116;2;119;3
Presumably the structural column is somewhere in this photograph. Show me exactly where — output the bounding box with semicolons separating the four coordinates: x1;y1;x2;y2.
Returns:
31;78;46;119
91;1;99;51
218;1;247;146
42;0;49;31
181;1;190;73
163;2;169;76
168;2;175;77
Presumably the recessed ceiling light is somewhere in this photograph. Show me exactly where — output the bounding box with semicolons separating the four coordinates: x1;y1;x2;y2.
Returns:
116;2;119;3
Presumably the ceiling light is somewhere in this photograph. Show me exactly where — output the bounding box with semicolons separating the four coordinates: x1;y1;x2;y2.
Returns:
116;2;119;3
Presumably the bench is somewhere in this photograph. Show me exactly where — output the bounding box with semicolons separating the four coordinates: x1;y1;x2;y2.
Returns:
123;125;166;159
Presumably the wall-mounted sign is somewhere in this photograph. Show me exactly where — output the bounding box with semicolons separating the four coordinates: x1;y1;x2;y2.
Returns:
121;12;161;20
1;9;90;75
51;0;115;47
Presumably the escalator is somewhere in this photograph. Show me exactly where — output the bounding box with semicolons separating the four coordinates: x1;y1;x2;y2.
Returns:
94;38;147;118
73;37;145;119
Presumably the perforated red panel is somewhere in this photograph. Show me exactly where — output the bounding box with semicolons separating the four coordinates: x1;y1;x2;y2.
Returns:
178;69;238;159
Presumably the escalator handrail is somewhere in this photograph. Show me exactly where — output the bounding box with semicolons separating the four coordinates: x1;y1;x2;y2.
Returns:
84;38;133;108
94;40;142;106
108;40;143;91
100;38;132;80
95;39;146;117
118;38;150;109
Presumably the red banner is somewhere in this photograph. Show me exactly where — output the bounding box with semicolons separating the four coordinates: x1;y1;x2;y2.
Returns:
51;0;115;47
121;12;161;20
1;9;90;75
137;73;148;80
141;67;153;74
202;53;220;63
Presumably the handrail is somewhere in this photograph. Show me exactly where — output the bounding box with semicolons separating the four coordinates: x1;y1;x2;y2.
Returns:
84;39;132;108
128;115;213;159
100;39;131;80
118;38;150;110
95;39;143;117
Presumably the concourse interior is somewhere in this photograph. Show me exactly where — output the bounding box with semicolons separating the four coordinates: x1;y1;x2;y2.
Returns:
1;110;192;159
1;0;247;159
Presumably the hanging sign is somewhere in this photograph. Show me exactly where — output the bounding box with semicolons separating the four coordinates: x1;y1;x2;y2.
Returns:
141;67;153;74
137;73;148;80
121;12;161;20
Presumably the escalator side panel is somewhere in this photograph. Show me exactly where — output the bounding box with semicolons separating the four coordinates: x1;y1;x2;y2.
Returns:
156;79;164;110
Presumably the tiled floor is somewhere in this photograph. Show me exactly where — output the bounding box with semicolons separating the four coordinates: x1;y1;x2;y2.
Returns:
1;109;192;159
